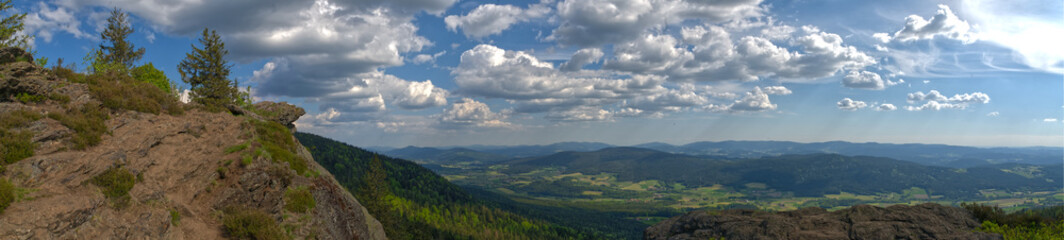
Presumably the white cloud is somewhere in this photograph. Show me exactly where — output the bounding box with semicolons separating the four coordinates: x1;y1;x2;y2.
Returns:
23;2;92;43
905;90;990;111
604;26;875;83
412;51;446;65
841;70;902;90
1044;118;1058;122
837;98;867;111
963;0;1064;73
876;103;897;111
559;48;605;72
549;0;764;47
875;4;976;44
444;2;550;38
761;86;791;95
987;111;999;117
453;44;732;120
440;98;512;127
727;87;776;112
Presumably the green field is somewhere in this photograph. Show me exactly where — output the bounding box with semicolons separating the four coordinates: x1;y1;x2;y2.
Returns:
447;166;1064;219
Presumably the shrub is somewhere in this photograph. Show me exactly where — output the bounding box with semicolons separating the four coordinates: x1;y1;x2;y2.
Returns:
131;63;172;94
14;92;43;103
48;105;108;150
284;186;315;213
0;130;34;164
0;110;40;164
0;178;14;214
217;167;228;179
240;153;253;167
222;206;288;240
90;166;135;208
86;72;183;115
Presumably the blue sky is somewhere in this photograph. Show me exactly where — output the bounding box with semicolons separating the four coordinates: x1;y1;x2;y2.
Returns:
16;0;1064;147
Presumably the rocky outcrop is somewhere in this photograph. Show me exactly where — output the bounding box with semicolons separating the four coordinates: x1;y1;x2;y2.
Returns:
253;101;306;129
645;203;1001;240
0;47;385;239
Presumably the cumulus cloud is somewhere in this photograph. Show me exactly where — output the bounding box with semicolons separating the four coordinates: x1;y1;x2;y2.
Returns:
905;90;990;111
837;98;868;111
1044;118;1058;122
440;98;512;127
727;87;776;112
874;4;976;44
549;0;764;46
454;44;730;120
444;2;550;38
761;86;792;95
559;48;605;72
412;51;446;65
22;2;92;43
986;111;999;117
841;70;902;90
605;26;875;82
877;103;897;111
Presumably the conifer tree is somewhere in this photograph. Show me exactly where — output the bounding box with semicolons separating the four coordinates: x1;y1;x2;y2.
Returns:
99;8;144;70
360;155;391;210
0;0;30;49
177;28;237;108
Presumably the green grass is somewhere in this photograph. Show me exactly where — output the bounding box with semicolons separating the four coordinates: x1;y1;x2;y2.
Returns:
170;209;181;226
14;93;44;103
251;120;307;174
0;178;14;214
284;186;316;213
241;153;253;167
47;105;108;150
225;142;249;154
85;72;184;115
222;206;289;240
90;166;136;208
1;110;41;165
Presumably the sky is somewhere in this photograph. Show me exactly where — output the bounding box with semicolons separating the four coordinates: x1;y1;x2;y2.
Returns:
15;0;1064;148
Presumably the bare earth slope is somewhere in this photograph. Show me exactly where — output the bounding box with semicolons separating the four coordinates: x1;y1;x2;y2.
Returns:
645;203;1001;240
0;48;385;239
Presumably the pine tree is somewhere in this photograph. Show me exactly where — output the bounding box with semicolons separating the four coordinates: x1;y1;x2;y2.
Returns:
99;8;144;70
0;0;29;49
360;155;391;210
177;28;237;108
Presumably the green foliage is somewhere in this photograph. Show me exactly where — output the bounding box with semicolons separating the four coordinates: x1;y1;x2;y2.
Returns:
131;63;173;94
85;72;184;115
967;203;1064;239
91;166;136;208
0;178;14;214
14;92;43;103
251;120;306;174
178;28;237;109
47;105;108;150
222;206;288;240
0;110;39;165
225;142;249;154
48;93;70;104
98;8;144;70
0;130;33;165
284;186;315;213
241;153;253;167
170;209;181;226
978;220;1064;240
0;0;30;49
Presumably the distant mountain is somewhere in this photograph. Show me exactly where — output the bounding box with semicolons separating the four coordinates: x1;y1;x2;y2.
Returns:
633;140;1063;167
500;148;1063;198
463;141;616;158
386;146;511;165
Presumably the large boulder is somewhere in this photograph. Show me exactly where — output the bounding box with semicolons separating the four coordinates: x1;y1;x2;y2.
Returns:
252;101;306;129
0;47;33;65
645;203;1001;240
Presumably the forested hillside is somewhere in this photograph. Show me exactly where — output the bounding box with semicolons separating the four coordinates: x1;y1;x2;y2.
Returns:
295;132;645;239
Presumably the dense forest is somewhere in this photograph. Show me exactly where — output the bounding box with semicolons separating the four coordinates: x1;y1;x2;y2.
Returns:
501;148;1063;198
295;132;646;239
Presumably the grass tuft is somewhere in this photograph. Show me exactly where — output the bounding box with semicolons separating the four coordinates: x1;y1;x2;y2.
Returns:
222;206;289;240
0;178;14;214
225;142;249;154
85;72;184;115
284;186;316;213
170;209;181;226
48;105;108;150
90;166;136;208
